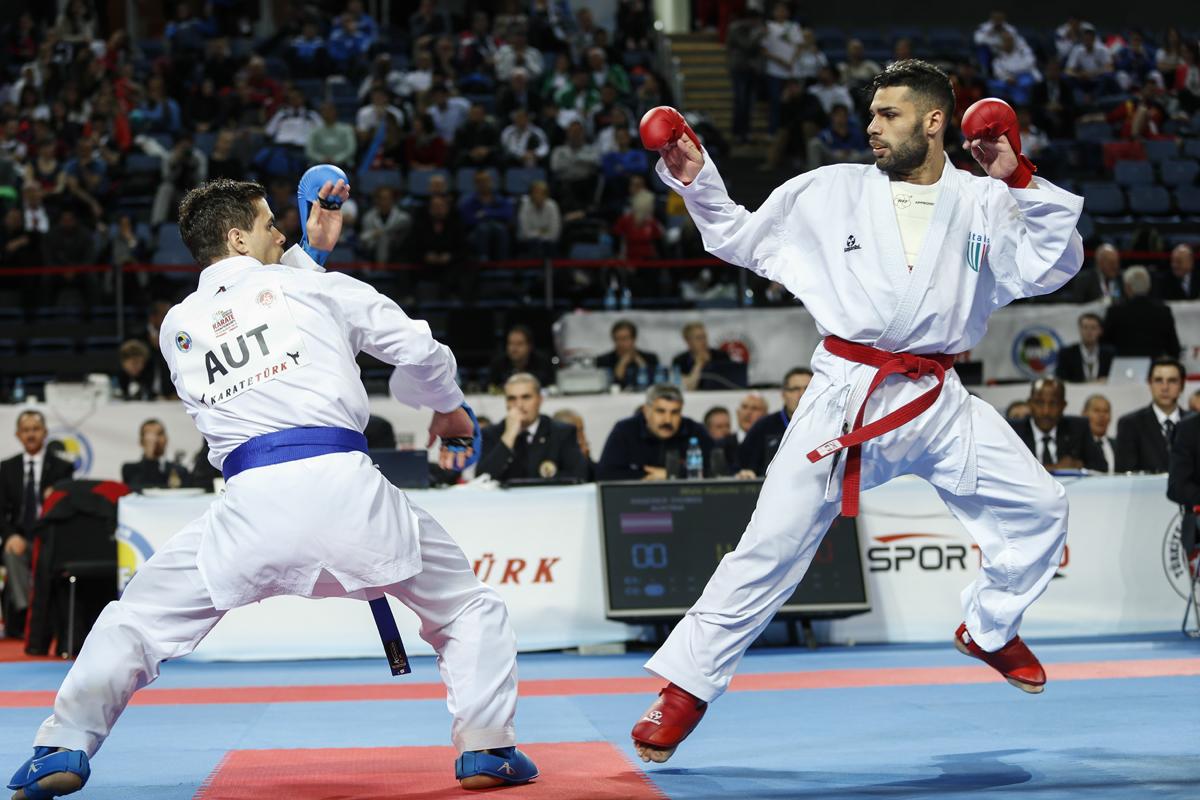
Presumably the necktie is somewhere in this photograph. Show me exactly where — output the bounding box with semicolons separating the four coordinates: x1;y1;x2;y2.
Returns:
22;459;36;534
1095;437;1109;472
512;433;530;478
1165;420;1176;445
1040;434;1054;465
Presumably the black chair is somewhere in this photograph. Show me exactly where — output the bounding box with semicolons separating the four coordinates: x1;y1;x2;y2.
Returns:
26;480;129;658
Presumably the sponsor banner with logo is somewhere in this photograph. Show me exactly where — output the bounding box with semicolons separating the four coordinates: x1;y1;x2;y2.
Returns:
818;474;1188;643
117;485;638;660
555;301;1200;384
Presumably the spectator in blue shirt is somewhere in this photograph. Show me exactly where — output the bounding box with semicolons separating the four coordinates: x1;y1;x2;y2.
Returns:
336;0;379;46
288;20;328;79
133;76;182;136
328;16;374;75
805;104;872;170
459;169;514;261
1114;31;1158;91
597;383;714;480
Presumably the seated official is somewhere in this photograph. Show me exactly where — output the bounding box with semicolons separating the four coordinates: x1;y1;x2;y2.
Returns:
739;367;813;476
1082;393;1116;474
1167;413;1200;568
671;321;731;391
595;319;659;390
703;405;739;476
486;324;556;390
1055;313;1114;383
120;419;191;491
477;373;588;482
734;392;768;444
1115;357;1185;473
1009;377;1106;472
597;383;714;481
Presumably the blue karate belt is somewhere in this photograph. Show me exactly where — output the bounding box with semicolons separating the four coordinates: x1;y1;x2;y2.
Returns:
221;426;411;676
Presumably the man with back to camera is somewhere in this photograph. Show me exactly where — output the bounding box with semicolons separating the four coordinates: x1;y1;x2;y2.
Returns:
597;383;713;481
1009;377;1106;473
6;175;539;799
476;372;587;482
631;61;1084;763
1115;357;1186;473
738;367;813;477
0;410;74;641
1055;312;1114;383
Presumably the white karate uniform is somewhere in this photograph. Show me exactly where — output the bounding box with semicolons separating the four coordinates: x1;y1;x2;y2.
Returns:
34;246;518;757
645;154;1084;702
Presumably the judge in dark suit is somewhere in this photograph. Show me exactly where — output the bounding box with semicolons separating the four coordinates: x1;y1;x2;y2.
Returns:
0;410;75;638
1102;265;1182;359
702;406;740;476
485;324;556;391
1009;378;1107;472
120;419;191;491
1157;244;1198;301
1082;393;1117;474
476;373;588;482
595;319;659;390
1055;312;1115;383
1067;243;1123;305
1167;412;1200;557
672;321;731;391
738;367;813;476
1115;358;1185;473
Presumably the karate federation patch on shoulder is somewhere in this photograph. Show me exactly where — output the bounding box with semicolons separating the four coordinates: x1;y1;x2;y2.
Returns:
966;232;990;272
175;331;192;353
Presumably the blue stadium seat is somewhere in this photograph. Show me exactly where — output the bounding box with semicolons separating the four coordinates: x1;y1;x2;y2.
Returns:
1075;121;1114;142
1161;159;1200;187
1128;185;1171;215
1113;160;1153;187
153;223;192;265
293;79;325;102
327;79;358;101
1183;140;1200;160
1143;139;1179;163
567;242;613;260
408;168;451;197
83;335;121;352
28;338;75;354
1076;212;1095;241
124;154;161;174
455;166;498;196
326;244;358;264
1081;183;1126;215
194;131;217;156
503;167;546;196
355;170;405;197
1175;186;1200;215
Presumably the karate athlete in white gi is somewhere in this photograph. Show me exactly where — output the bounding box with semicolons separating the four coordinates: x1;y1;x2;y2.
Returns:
631;61;1085;763
7;175;538;799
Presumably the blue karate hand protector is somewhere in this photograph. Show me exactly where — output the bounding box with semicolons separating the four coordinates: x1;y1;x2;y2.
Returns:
297;164;348;265
443;403;483;470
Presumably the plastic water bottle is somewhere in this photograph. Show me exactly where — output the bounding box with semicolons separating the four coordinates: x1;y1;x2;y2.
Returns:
620;285;632;310
655;365;669;384
11;377;24;404
603;280;618;310
636;363;649;390
686;437;704;480
670;364;682;386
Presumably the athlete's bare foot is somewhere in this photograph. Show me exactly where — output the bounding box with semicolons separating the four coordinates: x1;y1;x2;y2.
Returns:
11;769;83;800
633;740;676;763
459;774;506;790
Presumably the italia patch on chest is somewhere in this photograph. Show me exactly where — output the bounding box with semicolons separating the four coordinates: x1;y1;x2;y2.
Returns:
965;232;990;272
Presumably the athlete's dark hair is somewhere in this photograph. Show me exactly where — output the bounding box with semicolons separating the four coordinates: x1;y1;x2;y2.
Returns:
178;179;268;266
867;59;955;120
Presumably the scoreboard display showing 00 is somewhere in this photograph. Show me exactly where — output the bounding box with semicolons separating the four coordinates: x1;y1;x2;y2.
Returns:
598;480;870;619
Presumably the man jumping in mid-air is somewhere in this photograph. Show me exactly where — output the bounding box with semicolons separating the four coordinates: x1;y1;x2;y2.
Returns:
632;60;1084;762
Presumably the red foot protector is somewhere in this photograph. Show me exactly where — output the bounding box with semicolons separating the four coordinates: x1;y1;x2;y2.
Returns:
960;97;1036;188
638;106;702;152
630;683;708;751
954;622;1046;693
195;742;666;800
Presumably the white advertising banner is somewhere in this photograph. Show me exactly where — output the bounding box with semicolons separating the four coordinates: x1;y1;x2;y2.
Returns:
115;476;1187;661
820;474;1190;644
554;300;1200;383
117;485;637;660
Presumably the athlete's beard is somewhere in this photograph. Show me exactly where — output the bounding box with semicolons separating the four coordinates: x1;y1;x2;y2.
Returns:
873;120;929;180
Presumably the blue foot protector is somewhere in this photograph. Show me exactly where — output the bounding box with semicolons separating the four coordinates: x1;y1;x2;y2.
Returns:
455;747;539;786
7;748;90;799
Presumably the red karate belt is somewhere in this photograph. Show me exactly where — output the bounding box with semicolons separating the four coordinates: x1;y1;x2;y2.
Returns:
806;336;957;517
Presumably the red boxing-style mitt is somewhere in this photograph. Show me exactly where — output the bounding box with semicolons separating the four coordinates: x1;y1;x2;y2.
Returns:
639;106;703;153
960;97;1036;188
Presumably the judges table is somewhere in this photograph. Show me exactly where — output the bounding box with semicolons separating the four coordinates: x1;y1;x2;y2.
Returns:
116;475;1190;661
